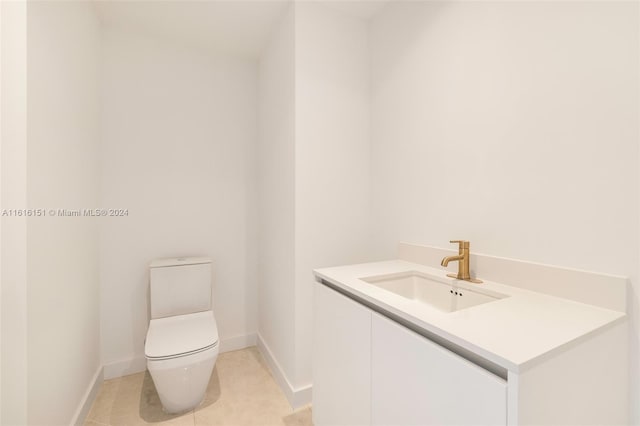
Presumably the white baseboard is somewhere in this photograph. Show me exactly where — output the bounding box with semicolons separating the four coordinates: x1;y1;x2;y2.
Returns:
103;333;258;380
291;384;312;410
103;356;147;380
220;332;257;353
256;333;312;410
71;365;103;426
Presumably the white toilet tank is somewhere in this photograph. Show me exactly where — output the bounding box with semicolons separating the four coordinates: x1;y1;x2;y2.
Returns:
149;257;212;319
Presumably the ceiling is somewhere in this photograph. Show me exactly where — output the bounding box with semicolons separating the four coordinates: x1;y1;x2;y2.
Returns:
94;0;389;58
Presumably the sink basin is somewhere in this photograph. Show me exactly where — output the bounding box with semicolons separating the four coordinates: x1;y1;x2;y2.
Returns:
360;271;506;313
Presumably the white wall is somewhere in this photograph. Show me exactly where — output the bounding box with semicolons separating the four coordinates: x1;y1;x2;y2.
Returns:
26;1;102;424
370;1;639;422
100;26;258;374
293;1;372;389
257;2;372;399
0;1;28;424
257;4;296;388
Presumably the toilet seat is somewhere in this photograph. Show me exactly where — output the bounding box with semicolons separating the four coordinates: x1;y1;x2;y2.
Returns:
145;310;218;360
147;344;218;370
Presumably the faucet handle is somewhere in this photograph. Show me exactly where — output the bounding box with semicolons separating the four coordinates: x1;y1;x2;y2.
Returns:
449;240;469;249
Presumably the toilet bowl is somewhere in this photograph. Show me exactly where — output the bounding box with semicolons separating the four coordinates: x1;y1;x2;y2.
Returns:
145;257;219;413
146;310;219;413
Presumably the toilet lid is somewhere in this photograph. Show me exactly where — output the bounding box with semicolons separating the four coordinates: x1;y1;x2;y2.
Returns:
145;310;219;359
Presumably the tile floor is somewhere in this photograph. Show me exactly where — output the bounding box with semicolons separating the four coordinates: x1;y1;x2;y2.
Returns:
84;347;313;426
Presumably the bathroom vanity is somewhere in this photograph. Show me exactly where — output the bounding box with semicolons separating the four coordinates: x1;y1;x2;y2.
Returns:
312;244;628;426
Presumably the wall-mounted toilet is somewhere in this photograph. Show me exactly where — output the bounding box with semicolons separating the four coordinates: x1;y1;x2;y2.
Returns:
145;257;219;413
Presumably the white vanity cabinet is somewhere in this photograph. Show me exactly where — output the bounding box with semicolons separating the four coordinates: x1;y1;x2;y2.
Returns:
371;313;506;426
314;255;629;425
313;281;372;426
313;282;506;426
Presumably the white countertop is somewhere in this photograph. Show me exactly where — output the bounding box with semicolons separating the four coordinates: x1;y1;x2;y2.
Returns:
313;260;626;373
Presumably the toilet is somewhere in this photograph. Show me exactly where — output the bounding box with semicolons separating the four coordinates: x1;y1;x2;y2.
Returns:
145;257;219;413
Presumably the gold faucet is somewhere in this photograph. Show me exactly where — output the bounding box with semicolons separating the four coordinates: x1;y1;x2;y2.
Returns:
441;240;482;284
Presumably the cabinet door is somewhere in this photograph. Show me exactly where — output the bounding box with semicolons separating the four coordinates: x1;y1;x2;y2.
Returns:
313;282;372;426
371;313;507;426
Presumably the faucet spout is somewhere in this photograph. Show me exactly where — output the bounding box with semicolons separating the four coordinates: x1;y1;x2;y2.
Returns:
441;255;463;267
440;240;483;284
